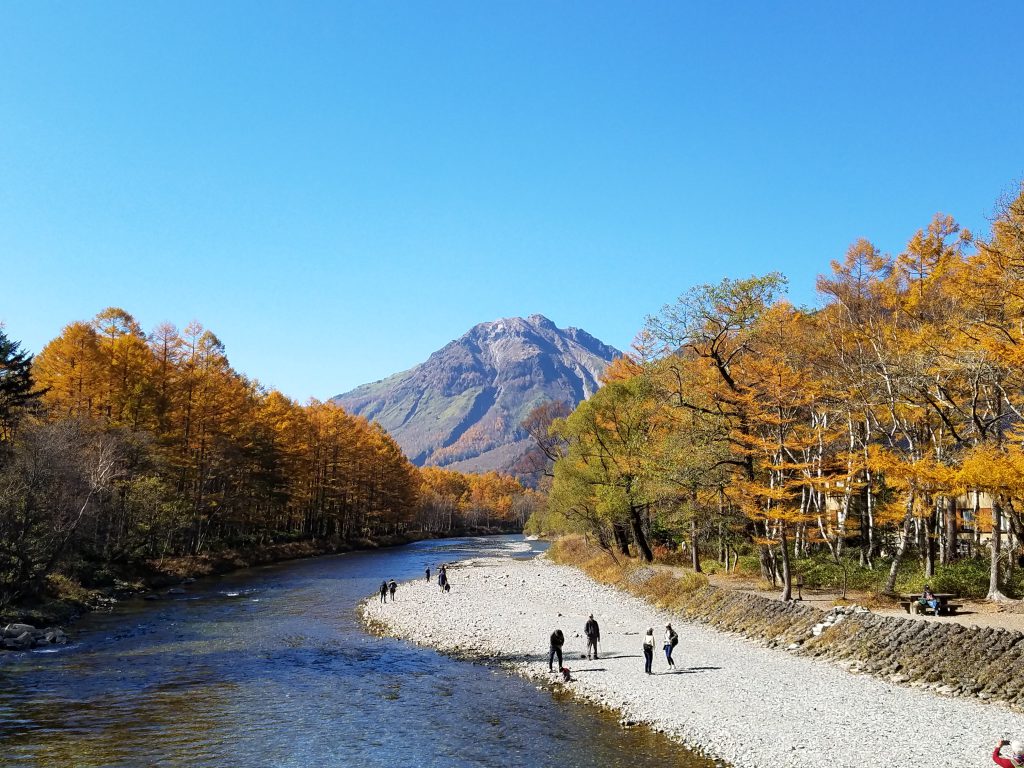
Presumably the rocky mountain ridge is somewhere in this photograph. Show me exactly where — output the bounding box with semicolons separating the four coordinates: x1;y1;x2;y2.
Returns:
332;314;620;473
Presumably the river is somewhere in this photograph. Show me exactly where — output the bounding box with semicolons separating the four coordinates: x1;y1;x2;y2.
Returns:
0;535;714;767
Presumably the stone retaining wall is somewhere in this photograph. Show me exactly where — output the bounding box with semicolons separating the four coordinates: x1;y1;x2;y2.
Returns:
657;581;1024;711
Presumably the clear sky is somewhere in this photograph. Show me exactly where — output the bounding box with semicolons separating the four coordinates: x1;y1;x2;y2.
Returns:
2;2;1023;400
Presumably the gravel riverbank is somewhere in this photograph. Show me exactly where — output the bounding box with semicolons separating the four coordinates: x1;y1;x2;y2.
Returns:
362;550;1024;768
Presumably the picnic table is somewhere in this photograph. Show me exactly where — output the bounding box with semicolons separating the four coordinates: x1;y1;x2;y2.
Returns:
899;592;961;616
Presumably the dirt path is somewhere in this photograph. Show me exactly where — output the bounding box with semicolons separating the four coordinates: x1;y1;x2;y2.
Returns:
702;571;1024;632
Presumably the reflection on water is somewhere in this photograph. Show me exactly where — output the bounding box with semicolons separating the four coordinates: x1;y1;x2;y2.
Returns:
1;536;715;768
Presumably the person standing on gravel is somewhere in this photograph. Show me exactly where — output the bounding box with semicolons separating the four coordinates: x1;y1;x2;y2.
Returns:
425;567;431;583
993;739;1024;767
584;614;600;660
549;629;565;673
379;580;388;604
642;628;655;674
388;579;397;601
663;623;678;669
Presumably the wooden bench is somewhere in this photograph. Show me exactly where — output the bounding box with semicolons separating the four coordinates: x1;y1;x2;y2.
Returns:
899;593;960;616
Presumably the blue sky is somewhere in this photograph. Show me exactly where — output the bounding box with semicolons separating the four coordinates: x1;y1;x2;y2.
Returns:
2;2;1023;400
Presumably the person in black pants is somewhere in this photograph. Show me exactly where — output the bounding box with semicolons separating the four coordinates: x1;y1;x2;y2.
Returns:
642;627;654;674
584;614;600;660
379;581;388;604
425;567;431;583
548;629;565;672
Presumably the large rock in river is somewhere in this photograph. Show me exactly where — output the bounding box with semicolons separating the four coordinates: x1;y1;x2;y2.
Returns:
3;623;36;638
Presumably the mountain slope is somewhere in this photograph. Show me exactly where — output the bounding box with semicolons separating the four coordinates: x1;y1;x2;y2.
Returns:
332;314;620;473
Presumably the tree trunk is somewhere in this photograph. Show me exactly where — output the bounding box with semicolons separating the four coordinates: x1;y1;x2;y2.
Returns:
612;521;631;557
988;496;1007;601
629;505;654;562
941;496;953;565
883;495;915;594
1004;500;1023;581
779;527;792;601
924;501;935;578
862;446;876;569
759;544;775;584
691;518;702;573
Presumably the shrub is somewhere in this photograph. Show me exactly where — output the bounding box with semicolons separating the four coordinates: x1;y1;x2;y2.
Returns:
795;555;880;592
700;560;725;575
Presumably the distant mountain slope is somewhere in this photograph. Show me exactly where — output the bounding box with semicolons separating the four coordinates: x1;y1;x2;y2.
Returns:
332;314;620;473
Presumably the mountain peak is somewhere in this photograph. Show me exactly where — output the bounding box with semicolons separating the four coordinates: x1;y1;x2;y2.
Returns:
332;316;620;473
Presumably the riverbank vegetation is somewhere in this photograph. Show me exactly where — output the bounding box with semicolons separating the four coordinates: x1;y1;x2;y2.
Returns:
548;536;708;611
0;315;538;618
530;182;1024;602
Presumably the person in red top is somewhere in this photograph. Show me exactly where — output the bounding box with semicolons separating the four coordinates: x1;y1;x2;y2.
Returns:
993;739;1024;768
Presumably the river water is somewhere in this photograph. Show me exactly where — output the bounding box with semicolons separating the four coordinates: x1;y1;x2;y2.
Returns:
0;536;714;767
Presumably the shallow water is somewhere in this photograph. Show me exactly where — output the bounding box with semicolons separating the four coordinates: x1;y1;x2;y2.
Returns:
0;536;715;767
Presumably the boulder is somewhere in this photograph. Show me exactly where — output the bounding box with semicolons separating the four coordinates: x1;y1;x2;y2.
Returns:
3;623;36;638
3;631;35;650
43;629;68;645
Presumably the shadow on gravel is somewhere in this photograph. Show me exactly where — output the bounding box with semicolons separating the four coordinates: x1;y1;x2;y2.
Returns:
491;653;546;665
588;653;640;660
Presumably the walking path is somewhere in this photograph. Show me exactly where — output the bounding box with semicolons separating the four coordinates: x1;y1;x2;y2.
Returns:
363;551;1024;768
702;571;1024;632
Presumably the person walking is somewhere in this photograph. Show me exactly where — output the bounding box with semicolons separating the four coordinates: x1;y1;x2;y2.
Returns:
584;614;601;660
993;739;1024;768
549;629;565;673
388;579;397;601
438;570;448;592
642;628;655;674
663;623;678;669
379;580;388;604
425;567;431;583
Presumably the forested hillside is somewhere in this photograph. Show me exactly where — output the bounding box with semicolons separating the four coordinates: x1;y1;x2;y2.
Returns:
0;313;536;613
532;183;1024;602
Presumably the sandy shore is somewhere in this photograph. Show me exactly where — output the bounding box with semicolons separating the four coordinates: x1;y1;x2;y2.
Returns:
362;547;1024;768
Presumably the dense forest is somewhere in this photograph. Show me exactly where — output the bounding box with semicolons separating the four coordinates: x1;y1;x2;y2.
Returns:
0;313;537;610
529;183;1024;601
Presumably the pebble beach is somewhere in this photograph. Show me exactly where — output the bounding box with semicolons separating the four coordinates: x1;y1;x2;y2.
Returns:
362;546;1024;768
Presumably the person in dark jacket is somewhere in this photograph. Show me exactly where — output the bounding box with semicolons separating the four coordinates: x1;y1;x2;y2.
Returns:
584;614;600;659
379;580;388;604
548;629;565;672
425;567;431;583
388;579;397;601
